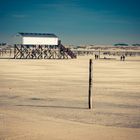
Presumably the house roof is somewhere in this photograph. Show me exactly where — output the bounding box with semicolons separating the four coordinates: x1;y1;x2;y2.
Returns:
18;32;58;38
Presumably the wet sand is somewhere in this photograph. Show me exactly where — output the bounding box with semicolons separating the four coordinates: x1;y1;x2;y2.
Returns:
0;56;140;139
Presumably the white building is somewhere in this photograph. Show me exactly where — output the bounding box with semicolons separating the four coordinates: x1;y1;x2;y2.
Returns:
14;32;58;45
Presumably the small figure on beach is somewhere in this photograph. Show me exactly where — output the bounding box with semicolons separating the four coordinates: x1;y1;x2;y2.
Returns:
95;54;99;60
120;55;125;61
122;55;125;61
95;54;97;59
120;55;122;61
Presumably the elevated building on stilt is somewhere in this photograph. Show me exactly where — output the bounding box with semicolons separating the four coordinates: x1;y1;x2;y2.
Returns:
13;32;76;59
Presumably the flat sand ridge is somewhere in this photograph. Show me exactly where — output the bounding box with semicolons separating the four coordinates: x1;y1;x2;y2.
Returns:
0;56;140;139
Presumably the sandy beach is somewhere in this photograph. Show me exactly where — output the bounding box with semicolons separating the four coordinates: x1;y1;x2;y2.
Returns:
0;56;140;140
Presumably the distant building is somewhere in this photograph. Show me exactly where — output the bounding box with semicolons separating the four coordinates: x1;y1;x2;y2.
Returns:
14;32;58;45
0;43;7;46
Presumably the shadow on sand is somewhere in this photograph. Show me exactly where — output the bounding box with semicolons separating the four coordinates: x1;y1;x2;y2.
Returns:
16;104;87;110
0;57;14;59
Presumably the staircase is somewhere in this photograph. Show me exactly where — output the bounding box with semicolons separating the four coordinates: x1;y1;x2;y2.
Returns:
58;43;77;59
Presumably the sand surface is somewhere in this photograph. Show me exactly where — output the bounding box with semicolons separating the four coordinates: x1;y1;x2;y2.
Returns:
0;56;140;139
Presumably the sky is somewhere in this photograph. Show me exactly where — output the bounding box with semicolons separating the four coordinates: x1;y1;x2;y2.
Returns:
0;0;140;45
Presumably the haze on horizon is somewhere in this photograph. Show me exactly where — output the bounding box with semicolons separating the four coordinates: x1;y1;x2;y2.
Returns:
0;0;140;45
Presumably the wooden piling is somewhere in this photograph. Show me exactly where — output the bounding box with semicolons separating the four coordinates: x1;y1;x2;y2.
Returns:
88;59;93;109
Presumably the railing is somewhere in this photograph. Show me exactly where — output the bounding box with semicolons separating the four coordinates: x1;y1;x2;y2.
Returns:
59;44;77;59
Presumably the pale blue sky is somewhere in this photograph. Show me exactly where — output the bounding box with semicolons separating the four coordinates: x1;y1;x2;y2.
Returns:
0;0;140;45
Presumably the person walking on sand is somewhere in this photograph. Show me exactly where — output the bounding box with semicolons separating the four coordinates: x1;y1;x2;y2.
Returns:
95;54;98;60
95;54;97;60
120;55;123;61
122;55;125;61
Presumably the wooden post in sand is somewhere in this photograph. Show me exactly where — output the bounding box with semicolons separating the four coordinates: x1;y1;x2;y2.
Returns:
88;59;93;109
